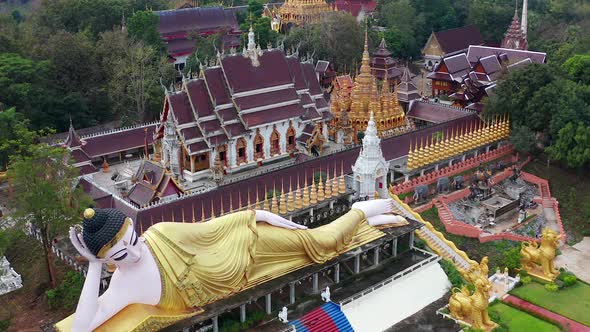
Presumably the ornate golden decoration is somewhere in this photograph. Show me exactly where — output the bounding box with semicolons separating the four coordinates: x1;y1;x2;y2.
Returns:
520;227;561;280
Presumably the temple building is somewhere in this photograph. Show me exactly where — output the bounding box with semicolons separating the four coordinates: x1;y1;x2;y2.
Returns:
501;0;528;50
315;60;337;89
421;25;485;70
153;26;331;182
370;38;402;85
396;67;421;109
267;0;333;31
156;7;242;67
330;30;409;144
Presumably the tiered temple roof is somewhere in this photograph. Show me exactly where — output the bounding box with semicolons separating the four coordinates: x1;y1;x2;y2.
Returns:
275;0;333;28
396;67;420;104
155;30;330;156
156;7;241;61
501;4;528;50
371;38;402;83
330;30;408;143
424;25;485;57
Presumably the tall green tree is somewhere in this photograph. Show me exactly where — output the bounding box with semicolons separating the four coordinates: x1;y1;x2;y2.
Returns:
0;108;42;171
546;122;590;169
8;145;92;287
563;53;590;85
127;10;165;54
509;125;536;154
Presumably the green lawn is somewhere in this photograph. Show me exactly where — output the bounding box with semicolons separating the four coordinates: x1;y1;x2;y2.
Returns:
488;302;561;332
510;282;590;326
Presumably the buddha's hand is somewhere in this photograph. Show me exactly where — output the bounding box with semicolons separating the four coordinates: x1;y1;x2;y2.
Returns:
69;226;106;263
255;210;308;230
352;199;406;226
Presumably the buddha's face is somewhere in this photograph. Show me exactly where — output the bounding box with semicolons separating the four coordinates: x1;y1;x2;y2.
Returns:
103;219;142;266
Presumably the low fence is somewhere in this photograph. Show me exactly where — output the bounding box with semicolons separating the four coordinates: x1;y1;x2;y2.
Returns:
339;248;439;307
390;144;515;195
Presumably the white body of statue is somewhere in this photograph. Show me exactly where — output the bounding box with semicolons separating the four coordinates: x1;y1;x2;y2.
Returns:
321;286;331;302
278;306;288;323
68;199;401;332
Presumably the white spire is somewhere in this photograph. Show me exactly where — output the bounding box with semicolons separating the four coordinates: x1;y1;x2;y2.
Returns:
245;24;260;67
247;25;256;52
352;111;388;199
521;0;528;36
363;112;379;146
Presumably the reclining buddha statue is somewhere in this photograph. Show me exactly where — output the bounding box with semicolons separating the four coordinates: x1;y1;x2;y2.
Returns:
55;199;408;332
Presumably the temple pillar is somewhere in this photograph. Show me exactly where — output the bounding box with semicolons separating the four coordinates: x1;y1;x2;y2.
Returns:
309;208;314;217
312;273;319;293
329;200;334;209
404;174;409;182
392;238;398;257
434;164;439;171
461;154;466;162
240;304;246;323
420;169;425;176
265;294;272;315
354;255;360;274
474;150;479;157
410;232;415;248
334;264;340;283
212;316;219;332
373;247;380;267
190;155;196;173
289;282;296;304
448;159;453;167
486;145;490;153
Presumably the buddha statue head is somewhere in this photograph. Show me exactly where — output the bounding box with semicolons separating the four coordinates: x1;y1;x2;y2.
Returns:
81;208;142;265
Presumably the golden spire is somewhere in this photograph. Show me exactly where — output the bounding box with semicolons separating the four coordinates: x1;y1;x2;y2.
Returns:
140;219;144;235
201;201;205;222
210;200;216;218
325;165;332;198
255;185;260;209
171;209;175;222
407;138;414;169
317;169;325;201
310;171;318;204
181;207;185;223
271;183;279;214
263;184;269;211
332;163;338;197
229;193;234;212
220;195;225;216
295;174;302;209
359;23;371;75
279;180;287;214
303;172;310;206
339;161;346;194
287;177;295;212
247;190;251;209
238;191;242;210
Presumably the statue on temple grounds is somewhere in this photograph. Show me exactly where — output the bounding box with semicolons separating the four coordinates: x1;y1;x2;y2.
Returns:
56;199;407;332
449;256;497;331
520;227;561;280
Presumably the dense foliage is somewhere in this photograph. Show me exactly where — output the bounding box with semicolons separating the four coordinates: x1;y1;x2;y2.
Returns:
46;271;85;310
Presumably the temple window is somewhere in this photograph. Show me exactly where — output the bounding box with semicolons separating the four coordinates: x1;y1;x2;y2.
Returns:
217;144;228;166
286;125;296;152
254;130;264;160
236;138;247;165
270;127;280;156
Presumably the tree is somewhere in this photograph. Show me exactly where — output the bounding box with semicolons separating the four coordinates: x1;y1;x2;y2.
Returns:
509;125;536;154
466;1;513;43
563;53;590;85
0;108;42;171
546;122;590;169
8;145;92;287
127;10;165;54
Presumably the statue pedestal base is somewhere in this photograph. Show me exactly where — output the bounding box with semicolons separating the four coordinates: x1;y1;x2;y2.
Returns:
519;267;557;283
457;317;499;331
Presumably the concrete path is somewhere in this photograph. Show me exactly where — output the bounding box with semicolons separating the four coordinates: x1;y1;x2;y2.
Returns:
555;237;590;283
504;295;590;332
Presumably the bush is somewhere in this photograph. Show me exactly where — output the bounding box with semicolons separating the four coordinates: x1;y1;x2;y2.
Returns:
502;247;521;272
398;192;411;200
544;282;559;292
521;276;532;284
0;319;10;332
563;275;577;287
414;238;427;250
46;271;84;310
440;260;466;289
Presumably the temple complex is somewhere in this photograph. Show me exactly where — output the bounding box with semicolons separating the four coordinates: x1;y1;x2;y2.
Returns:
421;25;485;70
501;0;528;50
330;30;409;143
370;38;402;84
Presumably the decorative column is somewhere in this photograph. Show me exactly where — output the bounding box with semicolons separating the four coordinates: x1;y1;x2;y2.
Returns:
240;304;246;323
354;255;360;274
265;293;272;315
289;282;296;304
212;316;219;332
392;238;398;257
334;263;340;283
409;232;415;248
373;246;380;267
312;273;319;293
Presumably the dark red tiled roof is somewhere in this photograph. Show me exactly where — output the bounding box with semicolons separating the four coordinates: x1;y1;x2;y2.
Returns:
156;7;238;38
127;183;156;207
315;98;329;109
135;160;165;187
373;38;392;57
187;141;209;154
64;126;84;148
200;118;223;134
479;55;502;74
234;88;299;111
433;25;485;55
221;50;293;93
407;101;473;123
333;0;376;17
300;93;313;105
169;92;194;125
287;57;307;91
78;164;97;175
204;67;231;105
71;149;91;163
443;54;471;75
79;178;111;200
242;103;305;127
208;133;229;146
180;127;203;141
315;60;330;73
302;63;322;95
216;107;240;122
82;125;156;158
186;80;214;118
166;39;197;57
301;107;322;121
224;122;247;138
426;72;452;81
466;46;546;64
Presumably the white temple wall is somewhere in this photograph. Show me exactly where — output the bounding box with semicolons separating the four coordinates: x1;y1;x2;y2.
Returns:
342;262;451;332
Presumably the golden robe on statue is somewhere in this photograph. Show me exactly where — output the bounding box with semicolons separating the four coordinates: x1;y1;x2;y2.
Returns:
56;209;391;331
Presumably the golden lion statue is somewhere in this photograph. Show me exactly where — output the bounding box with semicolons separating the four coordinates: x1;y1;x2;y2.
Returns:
520;227;561;279
449;276;495;330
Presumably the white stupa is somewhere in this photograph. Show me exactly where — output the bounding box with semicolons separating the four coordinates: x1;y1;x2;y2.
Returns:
0;256;22;295
352;112;389;199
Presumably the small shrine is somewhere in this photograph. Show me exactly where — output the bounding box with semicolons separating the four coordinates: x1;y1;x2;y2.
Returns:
370;38;402;86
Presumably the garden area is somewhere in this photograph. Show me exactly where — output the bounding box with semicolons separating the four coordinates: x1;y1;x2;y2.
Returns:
488;302;561;332
510;280;590;327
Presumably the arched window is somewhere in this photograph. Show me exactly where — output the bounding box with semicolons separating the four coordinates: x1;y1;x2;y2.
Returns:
286;125;296;152
236;138;247;165
217;144;228;166
254;130;264;160
270;127;280;156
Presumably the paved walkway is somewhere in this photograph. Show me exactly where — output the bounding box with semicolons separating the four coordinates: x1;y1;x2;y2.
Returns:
555;237;590;283
503;295;590;332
